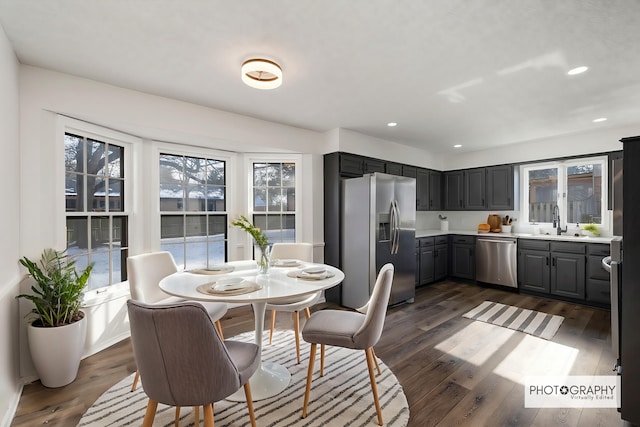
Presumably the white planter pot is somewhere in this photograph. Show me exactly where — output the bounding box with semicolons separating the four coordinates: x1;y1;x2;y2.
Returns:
27;313;87;388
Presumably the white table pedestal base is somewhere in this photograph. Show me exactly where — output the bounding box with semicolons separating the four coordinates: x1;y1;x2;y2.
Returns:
226;299;291;402
227;361;290;401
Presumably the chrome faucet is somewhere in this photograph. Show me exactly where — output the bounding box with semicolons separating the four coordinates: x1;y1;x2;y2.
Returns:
552;205;567;235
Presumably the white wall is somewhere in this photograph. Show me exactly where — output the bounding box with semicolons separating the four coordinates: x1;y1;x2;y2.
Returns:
0;23;22;427
442;125;638;170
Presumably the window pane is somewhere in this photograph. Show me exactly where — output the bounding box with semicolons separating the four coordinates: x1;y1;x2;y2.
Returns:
65;134;84;173
528;168;558;222
112;249;126;283
207;160;225;185
267;188;283;211
282;163;295;186
92;216;110;249
207;186;226;211
113;216;127;248
67;217;88;250
567;163;602;224
107;144;124;178
161;215;184;239
161;242;184;268
87;176;105;212
89;139;107;176
207;241;226;265
284;188;295;211
267;163;282;186
65;173;83;212
254;188;266;211
109;178;123;212
185;241;207;270
208;215;227;237
254;163;267;186
160;154;185;212
185;215;207;237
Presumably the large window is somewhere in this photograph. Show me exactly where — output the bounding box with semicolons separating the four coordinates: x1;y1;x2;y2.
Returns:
252;162;296;243
65;132;129;290
524;157;606;227
159;153;227;269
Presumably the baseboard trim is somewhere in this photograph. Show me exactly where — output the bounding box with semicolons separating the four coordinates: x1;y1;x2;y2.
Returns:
2;382;23;427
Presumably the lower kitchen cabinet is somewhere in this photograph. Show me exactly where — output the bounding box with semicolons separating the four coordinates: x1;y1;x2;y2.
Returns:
416;236;448;286
450;235;475;280
518;239;608;306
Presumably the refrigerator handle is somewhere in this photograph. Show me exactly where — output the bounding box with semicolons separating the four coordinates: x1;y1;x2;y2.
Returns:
388;201;396;253
391;200;400;254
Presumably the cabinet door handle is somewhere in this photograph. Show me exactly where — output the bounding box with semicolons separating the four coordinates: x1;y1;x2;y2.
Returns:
546;256;549;265
508;197;511;205
552;257;556;267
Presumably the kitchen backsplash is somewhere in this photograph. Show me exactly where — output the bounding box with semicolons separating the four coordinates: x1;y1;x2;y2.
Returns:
416;210;615;237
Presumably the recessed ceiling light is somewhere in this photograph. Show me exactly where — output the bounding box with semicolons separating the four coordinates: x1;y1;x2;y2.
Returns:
387;122;397;127
567;66;589;76
454;144;462;148
593;117;608;123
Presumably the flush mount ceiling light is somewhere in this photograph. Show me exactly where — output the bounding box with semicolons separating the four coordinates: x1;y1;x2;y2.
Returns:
567;66;589;76
241;58;282;90
454;144;462;148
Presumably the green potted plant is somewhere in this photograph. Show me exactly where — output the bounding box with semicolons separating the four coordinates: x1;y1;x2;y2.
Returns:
581;223;600;237
16;248;93;387
231;215;270;273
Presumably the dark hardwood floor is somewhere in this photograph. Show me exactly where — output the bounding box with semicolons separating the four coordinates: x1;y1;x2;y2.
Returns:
12;280;622;426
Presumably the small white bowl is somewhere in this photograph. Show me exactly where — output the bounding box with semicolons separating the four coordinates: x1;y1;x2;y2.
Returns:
303;266;326;275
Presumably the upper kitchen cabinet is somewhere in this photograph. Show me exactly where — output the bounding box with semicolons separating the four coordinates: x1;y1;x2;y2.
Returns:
429;170;442;211
486;165;515;210
444;170;465;210
364;158;385;174
464;168;486;209
339;153;364;177
402;165;417;178
416;169;430;211
386;162;403;176
444;165;516;211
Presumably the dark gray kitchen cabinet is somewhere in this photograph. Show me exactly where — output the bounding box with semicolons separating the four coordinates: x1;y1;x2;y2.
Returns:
551;249;586;299
434;236;448;281
386;162;403;176
518;248;551;293
450;235;475;279
419;238;435;285
486;165;514;210
402;165;417;178
518;239;588;302
364;158;385;174
416;169;430;211
586;244;611;304
429;170;442;211
339;153;364;177
444;171;465;210
464;168;486;210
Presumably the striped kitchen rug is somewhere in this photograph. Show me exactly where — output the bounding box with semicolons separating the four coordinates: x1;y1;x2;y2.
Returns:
77;330;409;427
462;301;564;340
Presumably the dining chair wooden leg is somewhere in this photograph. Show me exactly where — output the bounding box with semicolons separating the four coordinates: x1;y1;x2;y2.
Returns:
174;406;180;427
270;310;276;345
194;405;200;427
131;371;140;391
215;320;224;340
304;307;311;319
203;403;214;427
365;348;383;426
293;311;301;364
320;344;325;377
302;343;317;419
372;348;381;375
243;382;257;427
142;399;158;427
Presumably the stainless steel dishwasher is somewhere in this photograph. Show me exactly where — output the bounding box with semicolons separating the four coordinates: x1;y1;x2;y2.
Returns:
476;237;517;288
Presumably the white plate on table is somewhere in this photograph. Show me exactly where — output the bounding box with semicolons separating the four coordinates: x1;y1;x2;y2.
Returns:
303;266;326;275
212;277;248;292
273;259;300;267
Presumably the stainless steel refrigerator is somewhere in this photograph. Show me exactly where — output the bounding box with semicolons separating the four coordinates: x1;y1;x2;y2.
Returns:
341;172;416;309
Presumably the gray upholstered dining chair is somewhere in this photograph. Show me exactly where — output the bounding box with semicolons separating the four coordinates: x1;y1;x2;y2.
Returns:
127;300;259;427
301;263;394;426
127;251;228;392
265;242;319;364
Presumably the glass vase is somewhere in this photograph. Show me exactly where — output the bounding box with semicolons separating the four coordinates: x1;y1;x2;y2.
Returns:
257;245;271;274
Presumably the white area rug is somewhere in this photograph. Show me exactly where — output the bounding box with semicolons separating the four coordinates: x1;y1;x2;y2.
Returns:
463;301;564;340
78;330;409;426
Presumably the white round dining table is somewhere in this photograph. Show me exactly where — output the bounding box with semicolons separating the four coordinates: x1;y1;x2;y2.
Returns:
159;260;344;401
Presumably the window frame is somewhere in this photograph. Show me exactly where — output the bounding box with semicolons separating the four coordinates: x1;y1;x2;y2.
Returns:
58;117;137;292
154;142;237;269
521;155;608;229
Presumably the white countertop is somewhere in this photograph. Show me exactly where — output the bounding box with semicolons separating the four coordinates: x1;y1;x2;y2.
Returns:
415;228;614;244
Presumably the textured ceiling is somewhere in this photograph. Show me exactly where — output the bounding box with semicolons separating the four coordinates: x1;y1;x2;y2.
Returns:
1;0;639;153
